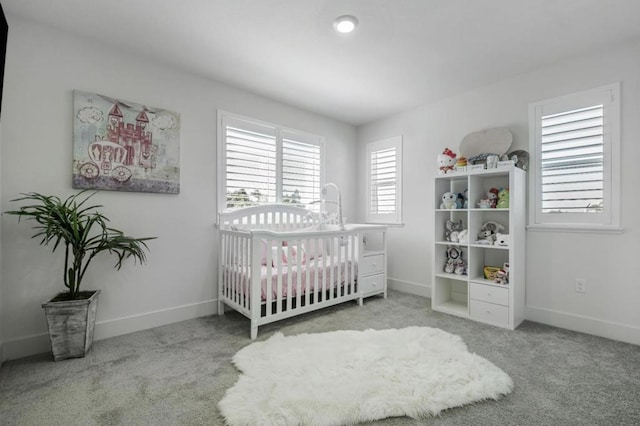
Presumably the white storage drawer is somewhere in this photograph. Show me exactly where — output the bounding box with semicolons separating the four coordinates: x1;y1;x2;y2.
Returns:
470;300;509;326
470;283;509;306
359;274;384;295
360;254;384;276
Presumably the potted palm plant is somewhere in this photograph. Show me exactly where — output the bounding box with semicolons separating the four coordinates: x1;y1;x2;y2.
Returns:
5;191;155;361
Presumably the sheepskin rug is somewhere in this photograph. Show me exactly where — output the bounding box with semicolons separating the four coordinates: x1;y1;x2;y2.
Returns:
218;327;513;425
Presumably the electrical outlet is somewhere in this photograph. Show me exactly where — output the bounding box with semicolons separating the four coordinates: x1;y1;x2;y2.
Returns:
575;278;587;293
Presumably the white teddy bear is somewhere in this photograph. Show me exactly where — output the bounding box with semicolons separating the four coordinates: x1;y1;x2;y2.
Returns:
440;192;457;209
494;233;510;246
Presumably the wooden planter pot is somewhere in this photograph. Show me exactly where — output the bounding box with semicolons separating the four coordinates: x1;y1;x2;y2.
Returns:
41;290;100;361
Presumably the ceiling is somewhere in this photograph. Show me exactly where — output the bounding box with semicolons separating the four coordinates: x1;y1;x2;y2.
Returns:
3;0;640;125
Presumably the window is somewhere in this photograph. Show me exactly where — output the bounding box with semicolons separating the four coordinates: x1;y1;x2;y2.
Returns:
528;83;621;231
366;136;402;224
218;111;324;210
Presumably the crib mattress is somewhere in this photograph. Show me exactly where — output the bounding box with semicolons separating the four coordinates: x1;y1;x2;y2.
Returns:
222;256;357;301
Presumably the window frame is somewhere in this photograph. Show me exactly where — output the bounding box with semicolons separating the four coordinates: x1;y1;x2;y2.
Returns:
365;136;403;225
528;83;622;233
217;110;325;212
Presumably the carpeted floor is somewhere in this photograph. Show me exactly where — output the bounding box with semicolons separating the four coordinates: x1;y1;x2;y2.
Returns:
1;290;639;425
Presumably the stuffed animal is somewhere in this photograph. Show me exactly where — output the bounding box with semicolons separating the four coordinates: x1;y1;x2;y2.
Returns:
454;262;466;275
477;199;492;209
494;233;509;246
456;193;465;209
463;189;469;209
440;192;457;209
497;188;509;209
445;219;464;241
444;247;464;274
487;188;499;208
437;148;457;174
477;229;494;244
481;220;505;235
457;229;469;244
494;269;509;284
444;258;456;273
477;220;505;244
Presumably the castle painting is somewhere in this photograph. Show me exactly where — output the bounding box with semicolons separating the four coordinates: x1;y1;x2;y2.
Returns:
73;90;180;193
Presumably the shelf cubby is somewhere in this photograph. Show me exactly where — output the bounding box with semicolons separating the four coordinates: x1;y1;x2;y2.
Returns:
432;276;469;316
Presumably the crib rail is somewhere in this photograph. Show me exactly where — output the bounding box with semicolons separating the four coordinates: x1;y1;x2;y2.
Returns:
217;204;312;231
219;230;253;316
218;227;361;338
260;233;359;316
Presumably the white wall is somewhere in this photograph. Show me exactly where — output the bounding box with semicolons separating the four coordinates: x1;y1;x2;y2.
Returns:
0;16;357;361
358;39;640;345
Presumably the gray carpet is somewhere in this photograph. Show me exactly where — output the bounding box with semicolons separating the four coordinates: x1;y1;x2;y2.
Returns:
1;290;639;425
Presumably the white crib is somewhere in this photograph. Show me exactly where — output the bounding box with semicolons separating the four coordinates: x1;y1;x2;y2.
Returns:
217;204;386;339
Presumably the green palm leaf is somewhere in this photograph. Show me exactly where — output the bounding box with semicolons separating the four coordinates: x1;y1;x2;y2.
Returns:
5;190;156;300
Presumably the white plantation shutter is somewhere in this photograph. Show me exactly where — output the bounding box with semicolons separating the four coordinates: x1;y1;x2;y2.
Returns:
366;136;402;224
370;148;396;213
219;112;324;210
541;105;603;213
224;119;277;207
529;83;621;230
282;131;321;207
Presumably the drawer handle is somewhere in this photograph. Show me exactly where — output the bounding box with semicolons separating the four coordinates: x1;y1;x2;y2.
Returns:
371;263;377;268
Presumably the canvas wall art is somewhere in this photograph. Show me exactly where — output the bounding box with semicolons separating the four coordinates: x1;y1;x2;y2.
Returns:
73;90;180;193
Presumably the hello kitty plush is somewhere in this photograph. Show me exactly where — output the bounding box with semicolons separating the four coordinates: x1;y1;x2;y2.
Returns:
438;148;457;174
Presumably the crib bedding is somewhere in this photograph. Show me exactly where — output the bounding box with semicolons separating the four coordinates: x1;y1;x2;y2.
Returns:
223;255;357;301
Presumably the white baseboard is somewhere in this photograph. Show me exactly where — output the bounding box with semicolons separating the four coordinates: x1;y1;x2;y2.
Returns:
389;281;639;345
526;305;640;346
6;294;634;361
2;299;218;362
1;332;50;362
388;277;430;298
94;299;217;340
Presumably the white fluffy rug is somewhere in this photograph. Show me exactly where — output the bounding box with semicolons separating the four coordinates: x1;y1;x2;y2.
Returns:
218;327;513;425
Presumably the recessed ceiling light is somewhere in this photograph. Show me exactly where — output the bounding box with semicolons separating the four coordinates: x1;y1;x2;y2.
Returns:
334;15;358;34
